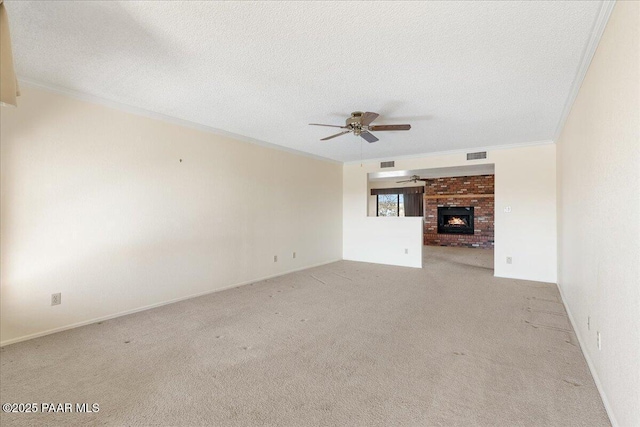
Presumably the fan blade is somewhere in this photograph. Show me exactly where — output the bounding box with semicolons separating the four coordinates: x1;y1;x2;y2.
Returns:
360;131;379;143
321;130;351;141
369;124;411;131
309;123;348;128
361;112;379;126
396;180;411;183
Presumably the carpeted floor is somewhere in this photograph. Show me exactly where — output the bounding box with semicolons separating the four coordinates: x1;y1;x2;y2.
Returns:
0;247;609;426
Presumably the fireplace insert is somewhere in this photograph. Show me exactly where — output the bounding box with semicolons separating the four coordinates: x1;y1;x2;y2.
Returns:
437;206;474;234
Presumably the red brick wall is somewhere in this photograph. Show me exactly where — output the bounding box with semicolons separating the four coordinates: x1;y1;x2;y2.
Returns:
423;175;494;249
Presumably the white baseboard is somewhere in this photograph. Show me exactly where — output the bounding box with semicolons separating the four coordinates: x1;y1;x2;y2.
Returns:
556;283;618;427
493;272;557;285
0;259;342;347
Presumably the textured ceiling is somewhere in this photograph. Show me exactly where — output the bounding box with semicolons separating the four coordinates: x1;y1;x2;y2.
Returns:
7;1;605;162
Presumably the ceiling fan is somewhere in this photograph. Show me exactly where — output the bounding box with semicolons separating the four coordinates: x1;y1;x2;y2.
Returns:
397;175;427;184
309;111;411;143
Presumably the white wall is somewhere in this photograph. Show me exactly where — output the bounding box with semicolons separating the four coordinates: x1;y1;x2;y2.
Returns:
344;144;557;282
0;86;343;345
343;165;422;267
556;2;639;426
342;217;423;268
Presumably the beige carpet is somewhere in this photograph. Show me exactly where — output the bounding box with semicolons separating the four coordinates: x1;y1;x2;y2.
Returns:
0;247;609;426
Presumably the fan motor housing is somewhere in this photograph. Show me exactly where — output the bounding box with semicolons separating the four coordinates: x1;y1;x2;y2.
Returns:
346;111;364;132
309;110;409;142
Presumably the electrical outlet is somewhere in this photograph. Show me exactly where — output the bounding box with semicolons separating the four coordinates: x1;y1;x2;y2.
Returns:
51;293;61;306
597;331;601;350
587;316;591;331
504;206;512;213
274;255;278;262
404;248;408;254
293;252;296;259
506;257;512;264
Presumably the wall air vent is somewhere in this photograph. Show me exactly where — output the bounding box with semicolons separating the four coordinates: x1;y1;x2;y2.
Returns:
380;161;395;168
466;151;487;161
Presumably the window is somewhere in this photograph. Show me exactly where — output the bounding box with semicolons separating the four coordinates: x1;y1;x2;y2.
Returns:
377;194;405;217
371;186;423;217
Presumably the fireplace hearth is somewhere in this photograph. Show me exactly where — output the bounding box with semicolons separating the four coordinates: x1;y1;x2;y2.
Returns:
437;206;474;235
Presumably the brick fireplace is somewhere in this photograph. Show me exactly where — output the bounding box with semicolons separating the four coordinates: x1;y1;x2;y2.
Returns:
423;175;494;248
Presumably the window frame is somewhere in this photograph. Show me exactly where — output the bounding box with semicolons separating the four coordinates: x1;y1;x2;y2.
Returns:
376;193;404;217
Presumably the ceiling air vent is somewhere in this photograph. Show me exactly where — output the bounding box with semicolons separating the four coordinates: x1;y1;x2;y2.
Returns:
380;161;395;168
467;151;487;161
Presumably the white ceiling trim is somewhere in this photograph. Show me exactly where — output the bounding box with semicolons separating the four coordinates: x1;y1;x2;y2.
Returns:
9;1;607;163
343;139;554;166
553;0;616;141
18;77;341;165
14;0;611;166
18;77;555;167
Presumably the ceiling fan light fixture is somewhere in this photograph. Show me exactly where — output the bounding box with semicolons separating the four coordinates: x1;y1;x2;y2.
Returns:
309;111;411;143
396;175;427;184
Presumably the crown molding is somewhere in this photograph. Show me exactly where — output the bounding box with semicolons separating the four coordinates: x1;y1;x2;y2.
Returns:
343;139;554;166
17;77;341;165
553;0;616;142
18;79;556;167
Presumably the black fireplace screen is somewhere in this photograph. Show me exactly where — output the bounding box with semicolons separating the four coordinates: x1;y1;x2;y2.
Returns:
437;207;474;234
